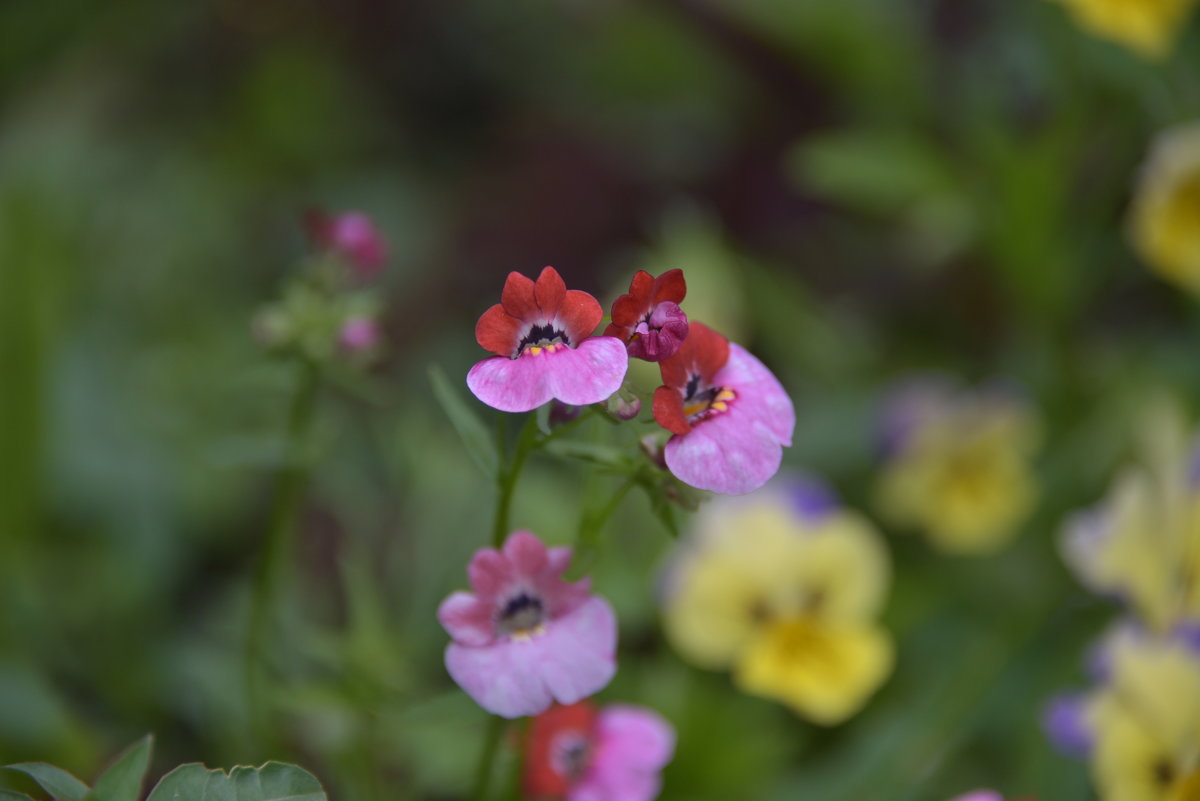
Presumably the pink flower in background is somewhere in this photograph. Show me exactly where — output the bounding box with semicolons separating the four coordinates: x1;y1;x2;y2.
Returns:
437;532;617;718
949;793;1005;801
306;209;387;278
468;266;628;413
524;701;675;801
604;269;689;362
338;316;380;351
651;323;794;495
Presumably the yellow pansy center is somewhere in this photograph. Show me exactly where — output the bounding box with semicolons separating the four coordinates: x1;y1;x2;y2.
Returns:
1168;768;1200;801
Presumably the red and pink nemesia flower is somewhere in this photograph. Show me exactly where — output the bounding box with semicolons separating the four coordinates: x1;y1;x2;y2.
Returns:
468;267;629;413
524;701;675;801
603;269;689;362
651;323;794;495
305;209;388;278
437;532;618;718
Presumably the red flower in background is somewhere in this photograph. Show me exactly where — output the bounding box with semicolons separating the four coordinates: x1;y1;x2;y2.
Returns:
604;270;689;362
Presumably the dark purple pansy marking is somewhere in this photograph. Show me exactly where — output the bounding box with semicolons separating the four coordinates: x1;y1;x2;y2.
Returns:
1041;692;1093;758
1172;621;1200;655
786;477;839;523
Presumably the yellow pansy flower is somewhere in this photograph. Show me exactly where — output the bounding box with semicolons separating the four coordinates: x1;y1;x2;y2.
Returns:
1062;404;1200;632
1087;633;1200;801
876;382;1039;555
662;479;893;724
1131;122;1200;295
1051;0;1198;59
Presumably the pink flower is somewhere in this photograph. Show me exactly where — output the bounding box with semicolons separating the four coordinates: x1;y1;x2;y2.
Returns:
948;792;1006;801
468;267;628;413
338;316;380;351
651;323;794;495
306;210;387;278
604;270;689;362
437;532;618;718
524;702;675;801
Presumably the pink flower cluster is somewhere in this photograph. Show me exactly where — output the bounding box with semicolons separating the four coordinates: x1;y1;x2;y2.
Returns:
466;266;794;496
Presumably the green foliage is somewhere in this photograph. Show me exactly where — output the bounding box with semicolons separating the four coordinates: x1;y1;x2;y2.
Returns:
145;763;327;801
3;764;88;801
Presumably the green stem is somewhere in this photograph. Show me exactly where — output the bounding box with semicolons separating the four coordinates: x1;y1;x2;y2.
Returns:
246;359;321;743
471;715;507;801
492;415;539;548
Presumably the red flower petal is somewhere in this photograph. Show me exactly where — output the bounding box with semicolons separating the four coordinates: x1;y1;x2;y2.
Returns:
476;304;523;357
524;702;599;800
650;269;686;304
501;271;538;320
557;290;603;344
602;322;623;339
658;322;729;390
609;271;654;329
534;266;566;316
653;386;691;435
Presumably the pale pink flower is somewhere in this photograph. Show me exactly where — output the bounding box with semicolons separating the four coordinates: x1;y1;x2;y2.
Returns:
306;209;387;278
338;316;379;351
437;532;617;718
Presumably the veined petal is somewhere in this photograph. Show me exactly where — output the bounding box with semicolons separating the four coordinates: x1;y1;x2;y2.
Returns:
664;406;784;495
467;354;557;413
716;344;795;446
547;338;628;407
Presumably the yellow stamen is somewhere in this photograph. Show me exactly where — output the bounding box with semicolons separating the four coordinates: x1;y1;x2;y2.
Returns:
711;401;727;412
717;389;736;402
528;346;542;356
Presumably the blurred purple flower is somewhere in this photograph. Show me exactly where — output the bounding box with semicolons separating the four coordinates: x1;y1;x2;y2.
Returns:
306;209;388;278
1041;692;1094;758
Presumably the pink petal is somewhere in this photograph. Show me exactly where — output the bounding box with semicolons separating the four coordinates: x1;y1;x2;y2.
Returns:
467;548;517;601
547;338;628;407
949;792;1005;801
714;345;795;446
504;531;550;577
569;706;674;801
663;406;784;495
438;591;495;647
444;597;617;718
466;338;628;413
467;355;557;413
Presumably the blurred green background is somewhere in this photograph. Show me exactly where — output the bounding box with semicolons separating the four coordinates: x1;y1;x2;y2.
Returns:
2;0;1199;799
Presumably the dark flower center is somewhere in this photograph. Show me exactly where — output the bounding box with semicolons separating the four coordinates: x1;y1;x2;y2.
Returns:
683;372;736;420
517;323;570;356
497;591;545;636
551;732;593;781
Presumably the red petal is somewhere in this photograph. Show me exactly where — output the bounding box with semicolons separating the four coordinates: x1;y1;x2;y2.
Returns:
609;271;653;327
603;322;625;339
651;269;686;304
653;386;691;435
534;266;566;316
475;304;523;356
557;290;603;344
658;321;729;389
501;271;537;320
523;703;598;800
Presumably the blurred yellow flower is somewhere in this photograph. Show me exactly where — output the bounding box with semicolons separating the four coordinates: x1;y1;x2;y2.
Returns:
1051;0;1198;59
876;382;1039;555
1062;403;1200;632
1131;122;1200;295
1087;633;1200;801
662;479;893;724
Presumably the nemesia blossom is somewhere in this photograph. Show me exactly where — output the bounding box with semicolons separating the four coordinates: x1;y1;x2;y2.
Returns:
523;701;675;801
875;379;1038;555
437;531;617;718
604;269;689;362
1050;0;1198;59
1130;122;1200;296
338;316;380;352
468;267;628;413
948;793;1005;801
305;209;388;278
661;478;893;723
651;323;794;495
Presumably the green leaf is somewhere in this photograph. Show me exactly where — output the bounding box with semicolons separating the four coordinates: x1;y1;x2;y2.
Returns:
87;735;152;801
427;365;499;479
543;439;629;468
0;792;38;801
146;762;327;801
3;764;89;801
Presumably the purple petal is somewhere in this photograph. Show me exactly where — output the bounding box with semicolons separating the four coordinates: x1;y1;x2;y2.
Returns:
1041;692;1093;758
438;591;495;647
1172;621;1200;655
467;355;557;413
714;345;794;446
664;406;784;495
785;476;839;522
444;597;617;718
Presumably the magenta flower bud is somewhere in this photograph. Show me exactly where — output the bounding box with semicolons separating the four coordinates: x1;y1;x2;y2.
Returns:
627;301;688;362
612;395;642;421
338;316;380;352
306;210;387;278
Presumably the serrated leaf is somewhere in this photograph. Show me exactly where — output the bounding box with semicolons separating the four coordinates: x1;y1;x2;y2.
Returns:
3;764;89;801
87;735;152;801
428;365;498;479
145;762;327;801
